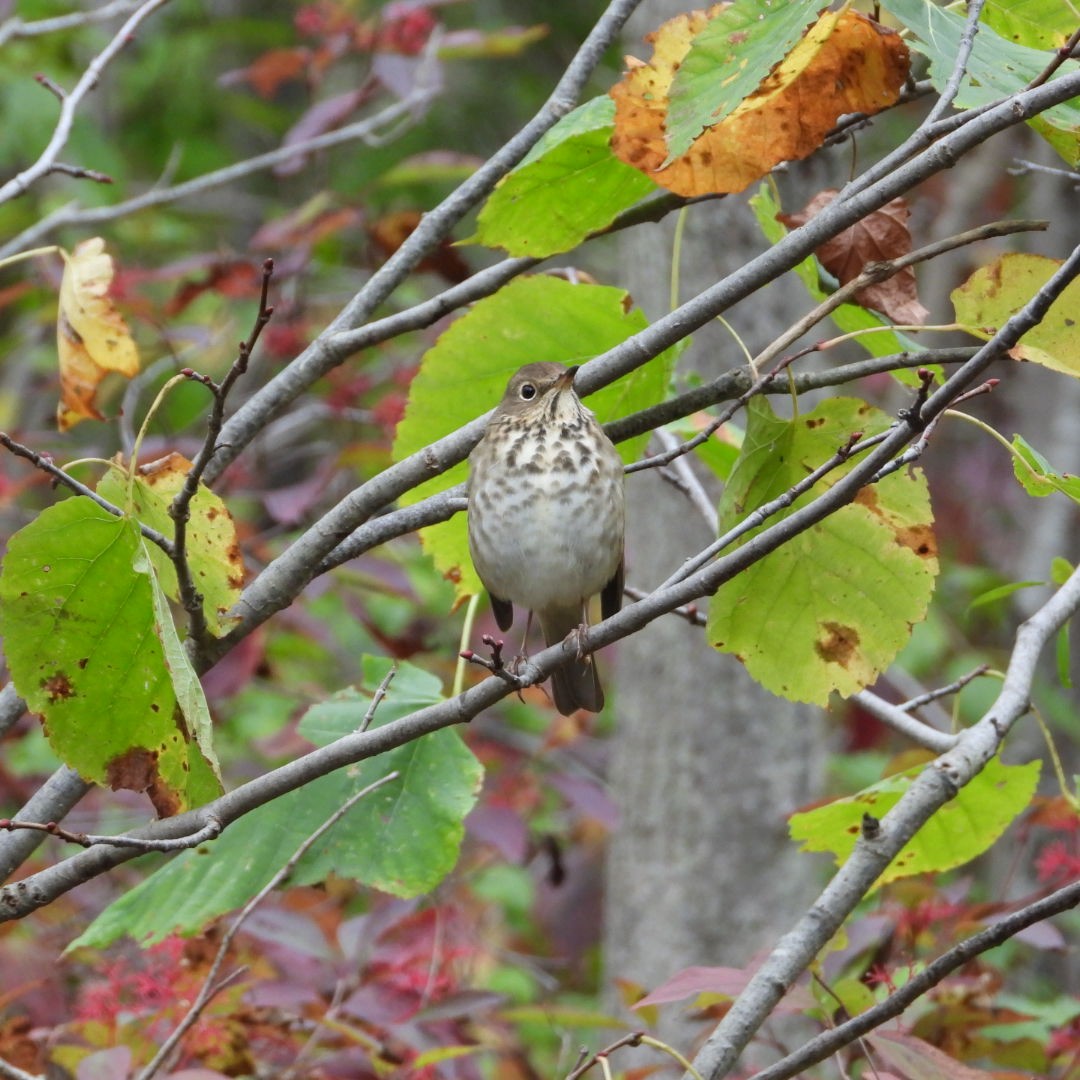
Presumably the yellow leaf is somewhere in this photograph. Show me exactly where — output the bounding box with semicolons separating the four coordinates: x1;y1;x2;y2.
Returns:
57;237;140;431
611;9;909;196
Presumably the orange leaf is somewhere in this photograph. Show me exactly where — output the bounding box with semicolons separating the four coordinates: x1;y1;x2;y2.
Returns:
780;190;929;325
56;238;140;432
611;8;909;196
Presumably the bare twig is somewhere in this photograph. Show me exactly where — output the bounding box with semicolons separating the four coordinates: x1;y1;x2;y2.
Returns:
1025;23;1080;90
0;0;142;48
0;0;173;206
922;0;986;126
0;89;437;258
0;433;173;553
746;878;1080;1080
849;691;958;753
169;259;275;657
45;162;113;184
0;815;222;852
359;665;397;733
135;770;400;1080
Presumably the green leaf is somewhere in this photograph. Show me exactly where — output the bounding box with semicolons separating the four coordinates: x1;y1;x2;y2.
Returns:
1011;435;1080;501
469;97;656;257
0;497;219;813
748;184;921;361
136;537;220;782
69;658;481;948
952;254;1080;379
981;0;1077;52
1051;556;1074;586
392;275;674;600
886;0;1080;165
665;0;821;161
97;453;245;636
789;756;1042;885
706;397;939;705
966;579;1044;613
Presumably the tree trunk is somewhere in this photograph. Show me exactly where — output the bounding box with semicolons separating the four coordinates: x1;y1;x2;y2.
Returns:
603;2;831;1037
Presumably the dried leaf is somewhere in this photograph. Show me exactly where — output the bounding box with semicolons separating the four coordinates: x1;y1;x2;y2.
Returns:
611;8;909;196
780;190;928;324
56;237;140;431
369;210;470;283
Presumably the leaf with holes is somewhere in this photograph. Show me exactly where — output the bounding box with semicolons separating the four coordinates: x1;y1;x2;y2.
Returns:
706;397;938;705
98;453;245;636
0;497;220;814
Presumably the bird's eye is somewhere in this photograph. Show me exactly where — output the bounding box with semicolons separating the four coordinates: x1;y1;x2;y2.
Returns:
519;383;537;400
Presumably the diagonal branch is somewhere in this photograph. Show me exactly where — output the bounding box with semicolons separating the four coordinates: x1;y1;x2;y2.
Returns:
746;878;1080;1080
200;0;646;484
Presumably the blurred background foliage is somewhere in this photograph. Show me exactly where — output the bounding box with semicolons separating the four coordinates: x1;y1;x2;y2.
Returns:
0;1;1077;1077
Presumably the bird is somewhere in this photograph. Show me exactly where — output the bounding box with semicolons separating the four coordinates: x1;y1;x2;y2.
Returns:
467;362;625;715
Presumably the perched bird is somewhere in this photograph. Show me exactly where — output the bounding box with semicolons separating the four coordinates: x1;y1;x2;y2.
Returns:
467;362;625;715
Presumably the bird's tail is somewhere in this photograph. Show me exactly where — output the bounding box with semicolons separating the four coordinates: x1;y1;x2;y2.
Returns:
540;607;603;715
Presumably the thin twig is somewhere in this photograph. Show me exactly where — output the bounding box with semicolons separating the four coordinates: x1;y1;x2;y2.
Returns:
359;665;397;733
0;433;174;553
0;815;222;852
898;665;990;712
746;878;1080;1080
922;0;986;126
169;259;275;658
0;0;142;48
1025;23;1080;90
0;0;173;206
135;769;400;1080
849;691;958;753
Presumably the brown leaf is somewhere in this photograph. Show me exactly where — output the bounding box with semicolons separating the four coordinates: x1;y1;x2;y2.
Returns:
368;210;470;283
780;190;929;324
220;46;312;98
56;237;140;431
611;9;909;196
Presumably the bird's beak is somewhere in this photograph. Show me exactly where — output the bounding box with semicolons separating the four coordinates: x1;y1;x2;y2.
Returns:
557;365;580;391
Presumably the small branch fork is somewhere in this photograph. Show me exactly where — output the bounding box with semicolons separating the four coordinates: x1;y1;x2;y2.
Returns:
0;0;173;207
170;259;275;656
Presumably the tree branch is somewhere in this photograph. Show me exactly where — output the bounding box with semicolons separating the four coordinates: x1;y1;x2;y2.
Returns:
688;560;1080;1080
200;0;646;484
746;879;1080;1080
0;88;438;259
0;0;173;206
206;70;1080;661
